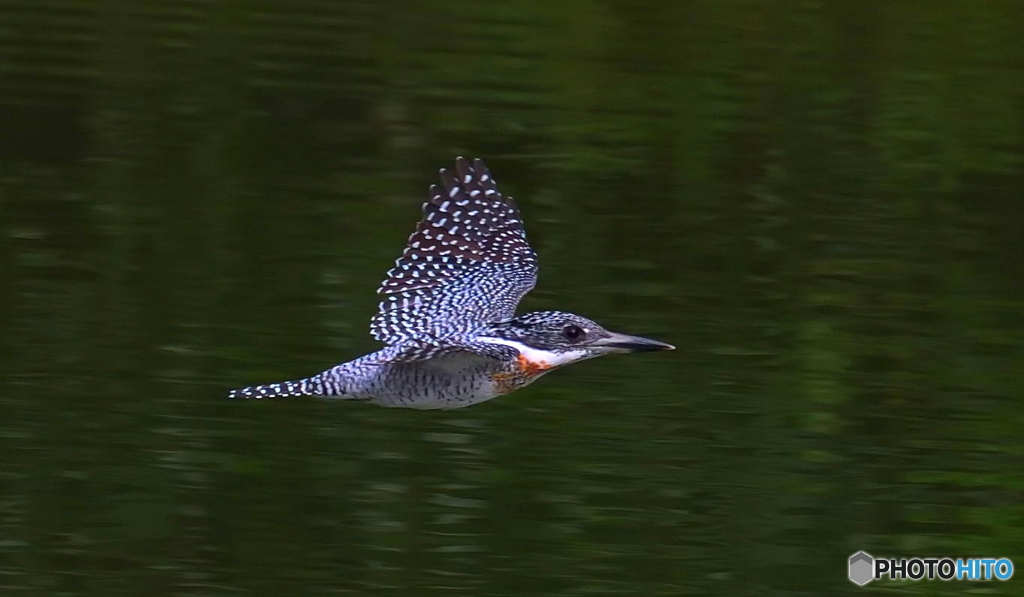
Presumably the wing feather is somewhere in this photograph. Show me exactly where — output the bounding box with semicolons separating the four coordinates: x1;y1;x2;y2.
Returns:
370;158;538;345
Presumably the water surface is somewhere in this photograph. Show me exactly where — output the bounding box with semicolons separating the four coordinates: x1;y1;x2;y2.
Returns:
2;2;1023;595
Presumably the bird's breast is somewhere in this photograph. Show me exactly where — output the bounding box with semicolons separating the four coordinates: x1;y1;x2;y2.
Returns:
490;353;553;395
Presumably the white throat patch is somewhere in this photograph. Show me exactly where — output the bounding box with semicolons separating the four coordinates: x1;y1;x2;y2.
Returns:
477;337;594;368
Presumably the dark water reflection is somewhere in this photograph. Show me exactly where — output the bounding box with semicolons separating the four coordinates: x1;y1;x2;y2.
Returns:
2;1;1024;595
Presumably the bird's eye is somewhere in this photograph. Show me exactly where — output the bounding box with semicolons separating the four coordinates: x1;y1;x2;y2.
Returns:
562;324;584;341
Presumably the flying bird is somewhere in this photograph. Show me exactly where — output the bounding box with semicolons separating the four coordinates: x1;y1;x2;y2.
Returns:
228;157;673;408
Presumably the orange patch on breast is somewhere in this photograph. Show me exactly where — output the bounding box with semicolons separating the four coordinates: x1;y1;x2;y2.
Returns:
517;353;551;376
491;354;552;395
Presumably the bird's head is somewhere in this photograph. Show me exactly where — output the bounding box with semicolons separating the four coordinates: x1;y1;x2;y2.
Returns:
478;310;674;369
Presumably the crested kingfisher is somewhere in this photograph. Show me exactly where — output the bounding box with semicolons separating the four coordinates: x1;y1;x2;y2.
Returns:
228;157;674;408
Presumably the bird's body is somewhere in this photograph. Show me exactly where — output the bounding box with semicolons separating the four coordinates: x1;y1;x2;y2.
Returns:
228;158;672;408
232;342;530;409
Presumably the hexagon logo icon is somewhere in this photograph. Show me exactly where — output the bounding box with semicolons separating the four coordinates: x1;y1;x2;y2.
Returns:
849;551;874;586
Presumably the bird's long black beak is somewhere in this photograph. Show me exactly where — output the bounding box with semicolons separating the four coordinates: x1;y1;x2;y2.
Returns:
589;332;675;353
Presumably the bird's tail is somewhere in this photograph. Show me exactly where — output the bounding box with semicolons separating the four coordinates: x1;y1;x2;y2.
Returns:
228;362;366;400
227;376;328;399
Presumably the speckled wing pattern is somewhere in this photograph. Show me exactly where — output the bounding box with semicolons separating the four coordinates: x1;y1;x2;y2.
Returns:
370;157;538;348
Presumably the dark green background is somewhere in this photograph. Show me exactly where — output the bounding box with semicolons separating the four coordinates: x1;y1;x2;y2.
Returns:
1;1;1023;595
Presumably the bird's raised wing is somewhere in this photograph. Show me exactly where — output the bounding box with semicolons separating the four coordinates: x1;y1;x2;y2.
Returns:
370;157;538;345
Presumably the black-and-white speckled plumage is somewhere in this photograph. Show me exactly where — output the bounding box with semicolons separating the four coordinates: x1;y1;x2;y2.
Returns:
227;158;672;409
370;158;537;349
